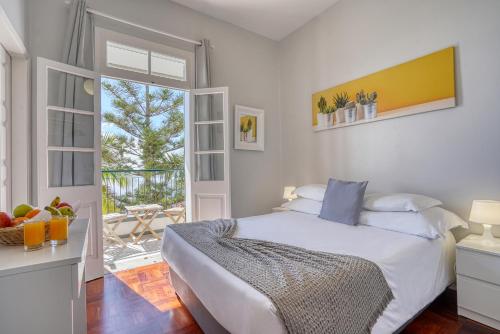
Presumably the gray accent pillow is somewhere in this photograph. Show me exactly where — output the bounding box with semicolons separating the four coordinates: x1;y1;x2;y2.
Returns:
319;178;368;225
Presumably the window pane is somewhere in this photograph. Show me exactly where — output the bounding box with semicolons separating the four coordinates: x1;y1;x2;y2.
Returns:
48;151;94;187
195;93;223;122
47;69;94;112
106;41;148;74
196;153;224;181
48;110;94;148
195;124;224;151
151;52;186;81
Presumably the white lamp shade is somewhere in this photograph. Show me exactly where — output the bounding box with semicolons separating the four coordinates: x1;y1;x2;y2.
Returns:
469;200;500;225
283;186;297;201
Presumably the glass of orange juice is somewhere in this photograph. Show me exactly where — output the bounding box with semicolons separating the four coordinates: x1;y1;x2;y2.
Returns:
50;215;69;246
24;220;46;251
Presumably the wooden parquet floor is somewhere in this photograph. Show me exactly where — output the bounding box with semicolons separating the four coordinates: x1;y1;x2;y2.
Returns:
87;262;500;334
86;262;202;334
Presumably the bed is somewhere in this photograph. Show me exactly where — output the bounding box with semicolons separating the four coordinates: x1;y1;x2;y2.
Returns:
162;210;456;334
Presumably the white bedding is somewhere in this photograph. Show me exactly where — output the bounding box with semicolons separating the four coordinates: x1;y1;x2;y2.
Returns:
162;211;456;334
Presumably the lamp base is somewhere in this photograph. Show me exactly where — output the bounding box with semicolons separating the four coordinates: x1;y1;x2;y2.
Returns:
481;224;498;246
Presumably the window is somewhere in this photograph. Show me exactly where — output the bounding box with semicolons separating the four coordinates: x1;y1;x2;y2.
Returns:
151;52;186;81
96;28;194;90
106;41;148;74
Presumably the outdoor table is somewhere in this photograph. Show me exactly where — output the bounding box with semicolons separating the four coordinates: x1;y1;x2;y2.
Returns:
164;206;186;224
103;212;128;246
125;204;163;243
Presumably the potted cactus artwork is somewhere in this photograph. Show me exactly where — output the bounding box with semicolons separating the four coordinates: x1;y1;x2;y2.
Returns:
344;101;357;123
333;92;349;124
356;90;378;119
316;96;327;128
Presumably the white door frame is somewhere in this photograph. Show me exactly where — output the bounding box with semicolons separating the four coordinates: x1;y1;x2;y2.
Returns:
187;87;231;222
36;57;103;281
0;4;30;208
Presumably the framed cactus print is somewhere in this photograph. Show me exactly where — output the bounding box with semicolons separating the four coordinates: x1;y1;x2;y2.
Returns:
234;105;264;151
312;46;456;131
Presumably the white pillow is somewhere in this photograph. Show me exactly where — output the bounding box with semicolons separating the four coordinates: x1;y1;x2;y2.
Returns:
359;207;467;239
281;198;322;215
363;193;442;212
294;184;326;202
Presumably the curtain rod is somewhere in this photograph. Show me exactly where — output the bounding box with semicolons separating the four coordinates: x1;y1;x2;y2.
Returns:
86;8;203;46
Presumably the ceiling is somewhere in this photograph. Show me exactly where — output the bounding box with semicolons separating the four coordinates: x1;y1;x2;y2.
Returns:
170;0;341;41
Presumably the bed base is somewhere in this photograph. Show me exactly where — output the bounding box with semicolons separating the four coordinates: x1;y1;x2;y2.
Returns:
170;269;230;334
170;268;440;334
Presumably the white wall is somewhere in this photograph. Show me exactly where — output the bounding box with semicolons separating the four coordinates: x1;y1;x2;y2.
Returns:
26;0;282;218
0;0;26;43
279;0;500;220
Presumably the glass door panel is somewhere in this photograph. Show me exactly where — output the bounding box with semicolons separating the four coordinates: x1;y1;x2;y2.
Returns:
48;110;94;148
195;123;224;151
196;153;224;181
195;93;223;122
47;68;94;112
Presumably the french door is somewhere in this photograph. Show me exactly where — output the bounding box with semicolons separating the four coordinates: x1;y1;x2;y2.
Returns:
186;87;231;221
36;57;103;281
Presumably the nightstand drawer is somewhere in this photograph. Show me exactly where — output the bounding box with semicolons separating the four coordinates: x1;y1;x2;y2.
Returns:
457;275;500;321
457;248;500;285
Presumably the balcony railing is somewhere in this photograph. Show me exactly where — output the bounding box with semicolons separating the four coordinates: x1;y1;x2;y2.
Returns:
101;169;184;214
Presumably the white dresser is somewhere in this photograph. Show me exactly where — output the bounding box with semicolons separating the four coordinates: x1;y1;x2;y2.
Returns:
0;218;89;334
456;234;500;330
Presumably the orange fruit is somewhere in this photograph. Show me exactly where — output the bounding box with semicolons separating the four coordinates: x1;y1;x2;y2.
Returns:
25;209;41;219
12;217;29;226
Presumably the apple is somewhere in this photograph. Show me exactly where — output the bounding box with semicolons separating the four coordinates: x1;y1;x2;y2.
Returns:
0;212;12;228
56;202;72;209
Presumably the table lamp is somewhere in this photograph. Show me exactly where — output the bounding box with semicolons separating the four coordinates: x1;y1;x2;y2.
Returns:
283;186;297;202
469;200;500;241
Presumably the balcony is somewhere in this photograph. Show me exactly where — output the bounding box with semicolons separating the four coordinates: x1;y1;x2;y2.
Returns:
101;169;185;272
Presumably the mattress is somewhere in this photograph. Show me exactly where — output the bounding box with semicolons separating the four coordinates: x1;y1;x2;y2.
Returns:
162;211;456;334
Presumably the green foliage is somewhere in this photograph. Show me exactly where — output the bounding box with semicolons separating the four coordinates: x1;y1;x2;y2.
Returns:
317;96;327;114
325;105;336;114
356;90;377;105
367;91;378;104
356;90;368;105
101;79;184;170
333;92;349;109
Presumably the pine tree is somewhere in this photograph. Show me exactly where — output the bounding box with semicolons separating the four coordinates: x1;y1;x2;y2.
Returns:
101;78;184;170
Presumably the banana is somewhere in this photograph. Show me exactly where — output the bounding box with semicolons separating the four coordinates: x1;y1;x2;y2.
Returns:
45;206;62;216
50;196;61;207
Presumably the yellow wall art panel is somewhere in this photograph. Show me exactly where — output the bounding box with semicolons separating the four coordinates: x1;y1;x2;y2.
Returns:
312;47;456;130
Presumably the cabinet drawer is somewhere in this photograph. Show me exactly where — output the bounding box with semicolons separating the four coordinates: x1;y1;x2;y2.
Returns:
457;275;500;321
457;248;500;285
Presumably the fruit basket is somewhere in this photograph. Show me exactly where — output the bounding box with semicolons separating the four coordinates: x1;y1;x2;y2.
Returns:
0;217;76;246
0;197;78;246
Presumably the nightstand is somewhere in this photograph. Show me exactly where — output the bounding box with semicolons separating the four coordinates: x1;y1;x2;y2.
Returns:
456;234;500;330
272;206;289;213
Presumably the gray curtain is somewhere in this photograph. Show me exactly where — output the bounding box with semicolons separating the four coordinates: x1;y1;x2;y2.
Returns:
195;39;221;181
50;0;94;187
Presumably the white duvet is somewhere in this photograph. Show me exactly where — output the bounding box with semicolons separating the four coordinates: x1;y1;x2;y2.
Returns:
162;211;456;334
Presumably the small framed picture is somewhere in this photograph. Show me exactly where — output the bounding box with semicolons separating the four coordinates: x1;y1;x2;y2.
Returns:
234;105;264;151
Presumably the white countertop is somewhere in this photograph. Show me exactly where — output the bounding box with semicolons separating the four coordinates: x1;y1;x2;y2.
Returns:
0;218;89;278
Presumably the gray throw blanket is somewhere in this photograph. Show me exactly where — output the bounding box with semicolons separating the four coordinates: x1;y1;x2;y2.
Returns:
168;219;393;334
